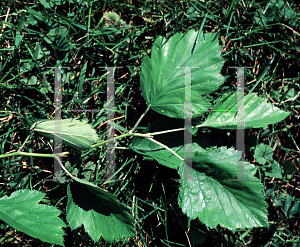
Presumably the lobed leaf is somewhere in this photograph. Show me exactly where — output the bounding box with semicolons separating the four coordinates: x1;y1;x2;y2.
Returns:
254;144;273;165
178;146;269;231
66;177;135;242
264;160;283;179
0;189;66;246
140;29;226;119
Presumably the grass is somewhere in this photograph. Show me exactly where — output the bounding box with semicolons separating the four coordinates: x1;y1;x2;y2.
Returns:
0;0;300;246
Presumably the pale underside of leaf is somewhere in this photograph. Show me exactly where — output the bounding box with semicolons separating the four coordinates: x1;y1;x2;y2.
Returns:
33;118;100;150
198;92;291;129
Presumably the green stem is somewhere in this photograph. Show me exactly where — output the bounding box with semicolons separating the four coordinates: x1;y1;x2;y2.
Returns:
54;155;74;179
149;126;197;136
114;146;128;149
91;133;132;148
0;133;151;159
0;151;71;159
18;132;33;152
148;138;184;161
129;104;151;134
149;128;185;135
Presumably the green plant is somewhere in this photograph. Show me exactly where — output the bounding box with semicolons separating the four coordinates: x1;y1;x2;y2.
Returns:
254;0;299;27
103;11;131;29
0;28;292;246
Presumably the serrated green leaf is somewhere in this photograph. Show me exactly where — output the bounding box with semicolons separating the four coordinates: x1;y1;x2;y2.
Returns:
284;194;292;217
282;85;296;99
61;70;75;84
81;161;96;181
186;4;203;21
20;62;31;72
37;46;50;59
257;0;299;27
178;146;269;231
264;160;283;179
48;24;68;41
0;189;66;246
27;14;38;26
33;118;100;150
40;0;51;8
140;29;226;119
272;0;298;25
288;201;300;216
50;0;66;5
40;80;52;94
254;7;276;27
272;194;283;207
27;75;38;85
254;9;268;27
198;92;291;129
40;0;65;8
254;144;273;165
103;11;120;22
282;160;294;177
66;177;135;242
270;0;285;9
266;183;276;196
188;229;206;245
26;8;44;22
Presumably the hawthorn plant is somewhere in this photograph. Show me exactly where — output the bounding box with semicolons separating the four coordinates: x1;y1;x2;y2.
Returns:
0;29;290;246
